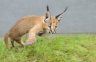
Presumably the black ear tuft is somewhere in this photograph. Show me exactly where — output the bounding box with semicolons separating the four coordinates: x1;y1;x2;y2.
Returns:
64;7;68;13
56;7;68;19
46;5;49;11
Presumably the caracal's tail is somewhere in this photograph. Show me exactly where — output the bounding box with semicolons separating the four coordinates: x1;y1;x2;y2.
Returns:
4;32;9;48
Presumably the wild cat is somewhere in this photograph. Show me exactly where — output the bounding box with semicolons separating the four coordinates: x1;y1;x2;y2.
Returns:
4;5;67;48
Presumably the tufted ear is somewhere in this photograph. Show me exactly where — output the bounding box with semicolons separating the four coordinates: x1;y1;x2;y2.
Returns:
56;7;68;20
44;5;51;23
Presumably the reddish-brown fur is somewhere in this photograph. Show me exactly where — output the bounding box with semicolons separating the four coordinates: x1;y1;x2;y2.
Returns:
4;16;49;48
24;21;50;45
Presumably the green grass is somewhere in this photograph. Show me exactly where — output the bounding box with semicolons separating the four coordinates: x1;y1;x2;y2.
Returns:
0;34;96;62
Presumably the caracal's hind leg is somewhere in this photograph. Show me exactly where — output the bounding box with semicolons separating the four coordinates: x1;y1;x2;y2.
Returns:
15;37;24;47
11;39;15;48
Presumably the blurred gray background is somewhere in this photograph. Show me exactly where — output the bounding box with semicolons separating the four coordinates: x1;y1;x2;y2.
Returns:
0;0;96;36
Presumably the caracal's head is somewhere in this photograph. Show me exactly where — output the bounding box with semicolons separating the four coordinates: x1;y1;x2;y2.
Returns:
44;5;68;34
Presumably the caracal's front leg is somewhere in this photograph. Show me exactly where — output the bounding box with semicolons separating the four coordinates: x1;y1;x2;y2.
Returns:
24;32;36;46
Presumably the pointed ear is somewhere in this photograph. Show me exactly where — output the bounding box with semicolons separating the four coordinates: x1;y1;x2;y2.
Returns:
44;5;51;23
56;7;68;19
